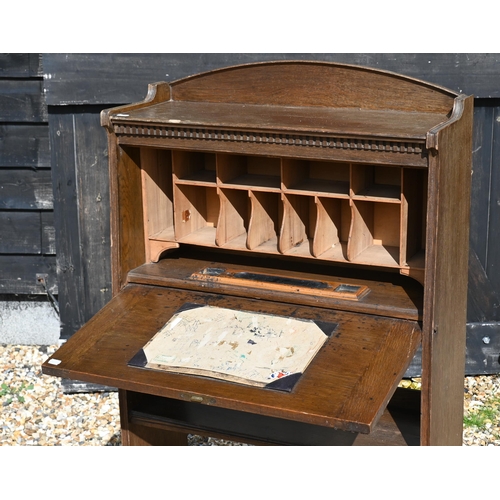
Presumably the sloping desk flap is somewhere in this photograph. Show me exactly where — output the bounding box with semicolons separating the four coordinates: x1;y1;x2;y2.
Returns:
128;302;336;392
42;283;421;434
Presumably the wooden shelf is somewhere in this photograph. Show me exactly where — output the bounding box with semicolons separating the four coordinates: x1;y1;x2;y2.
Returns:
283;159;351;197
177;226;217;247
285;179;350;197
351;245;401;268
352;184;401;202
111;100;449;141
127;253;423;321
221;174;281;191
175;171;216;185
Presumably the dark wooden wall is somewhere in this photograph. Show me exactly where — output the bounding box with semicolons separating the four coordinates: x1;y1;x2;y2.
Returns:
466;98;500;374
0;54;56;296
8;53;500;374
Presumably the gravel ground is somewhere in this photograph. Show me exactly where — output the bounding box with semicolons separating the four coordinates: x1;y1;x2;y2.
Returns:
1;344;499;446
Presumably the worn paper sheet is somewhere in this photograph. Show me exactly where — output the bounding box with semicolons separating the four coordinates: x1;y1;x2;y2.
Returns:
130;304;333;390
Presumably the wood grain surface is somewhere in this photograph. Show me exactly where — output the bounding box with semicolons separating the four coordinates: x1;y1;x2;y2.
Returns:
43;283;421;434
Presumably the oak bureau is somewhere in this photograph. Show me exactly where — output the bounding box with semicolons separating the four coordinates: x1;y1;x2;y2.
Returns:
43;61;473;446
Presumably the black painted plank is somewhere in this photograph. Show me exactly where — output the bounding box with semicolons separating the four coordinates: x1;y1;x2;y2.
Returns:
49;109;86;336
41;211;56;255
0;211;41;254
0;210;54;255
42;53;257;105
42;53;500;106
0;255;57;295
73;110;112;315
0;168;53;209
465;323;500;375
0;124;50;167
486;104;500;293
0;80;47;122
49;106;112;338
406;321;500;377
467;248;500;323
0;54;42;78
469;102;495;266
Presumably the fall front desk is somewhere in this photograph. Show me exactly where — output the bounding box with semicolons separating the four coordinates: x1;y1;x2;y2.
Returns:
42;61;473;446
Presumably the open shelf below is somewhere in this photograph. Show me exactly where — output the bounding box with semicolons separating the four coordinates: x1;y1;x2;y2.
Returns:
127;386;421;446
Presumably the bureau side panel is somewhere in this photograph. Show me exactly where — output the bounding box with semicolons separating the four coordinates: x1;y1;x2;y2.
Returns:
421;96;474;445
108;138;146;293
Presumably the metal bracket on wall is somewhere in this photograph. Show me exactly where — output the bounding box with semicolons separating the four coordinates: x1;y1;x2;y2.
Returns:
36;273;60;317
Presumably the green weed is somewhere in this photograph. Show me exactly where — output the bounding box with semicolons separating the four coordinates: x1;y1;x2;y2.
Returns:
463;397;500;430
0;382;34;405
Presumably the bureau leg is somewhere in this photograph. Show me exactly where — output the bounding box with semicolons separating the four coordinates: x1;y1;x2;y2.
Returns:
118;389;188;446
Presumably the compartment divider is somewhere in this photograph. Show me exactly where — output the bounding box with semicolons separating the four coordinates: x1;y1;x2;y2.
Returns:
216;188;249;248
279;194;314;255
312;197;346;259
247;191;280;251
348;200;373;262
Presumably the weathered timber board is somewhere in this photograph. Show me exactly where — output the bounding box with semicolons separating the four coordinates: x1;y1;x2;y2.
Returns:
469;101;496;266
467;247;500;324
485;102;500;291
49;106;111;338
0;80;48;122
0;211;55;254
405;318;500;376
73;110;112;316
465;323;500;374
0;255;57;295
0;54;42;78
42;53;500;106
41;211;56;255
0;124;50;167
0;53;55;298
466;100;500;324
0;168;53;210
